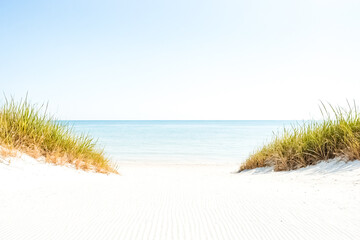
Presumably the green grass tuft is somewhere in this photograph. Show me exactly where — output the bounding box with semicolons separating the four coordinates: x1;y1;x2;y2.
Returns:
0;96;118;174
239;101;360;172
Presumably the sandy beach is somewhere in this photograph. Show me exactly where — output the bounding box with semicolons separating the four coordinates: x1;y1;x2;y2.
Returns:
1;154;360;240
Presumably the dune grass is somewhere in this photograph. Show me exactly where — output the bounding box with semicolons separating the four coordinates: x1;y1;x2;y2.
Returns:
0;97;118;174
239;102;360;172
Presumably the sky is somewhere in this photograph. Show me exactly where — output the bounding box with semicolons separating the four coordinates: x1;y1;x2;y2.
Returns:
1;0;360;120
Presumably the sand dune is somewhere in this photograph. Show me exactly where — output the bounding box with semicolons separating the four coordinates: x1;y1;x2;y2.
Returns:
0;153;360;240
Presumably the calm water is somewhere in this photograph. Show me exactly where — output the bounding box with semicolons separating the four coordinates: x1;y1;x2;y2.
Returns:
67;120;297;164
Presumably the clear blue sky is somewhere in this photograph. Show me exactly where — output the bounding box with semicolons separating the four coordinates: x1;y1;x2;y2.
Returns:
1;0;359;120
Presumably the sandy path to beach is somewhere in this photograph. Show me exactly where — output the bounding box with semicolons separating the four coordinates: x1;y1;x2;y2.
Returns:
1;155;360;240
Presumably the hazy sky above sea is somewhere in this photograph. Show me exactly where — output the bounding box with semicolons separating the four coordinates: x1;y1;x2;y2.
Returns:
1;0;359;120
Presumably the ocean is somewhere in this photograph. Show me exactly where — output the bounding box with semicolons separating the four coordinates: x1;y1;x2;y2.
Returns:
68;120;297;164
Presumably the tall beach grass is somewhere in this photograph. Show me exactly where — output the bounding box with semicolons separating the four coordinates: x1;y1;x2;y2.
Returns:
0;97;117;174
239;102;360;172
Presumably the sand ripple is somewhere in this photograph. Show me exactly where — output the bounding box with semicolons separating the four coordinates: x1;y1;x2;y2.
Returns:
1;155;360;240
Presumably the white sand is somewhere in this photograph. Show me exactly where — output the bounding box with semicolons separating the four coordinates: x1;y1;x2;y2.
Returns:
1;153;360;240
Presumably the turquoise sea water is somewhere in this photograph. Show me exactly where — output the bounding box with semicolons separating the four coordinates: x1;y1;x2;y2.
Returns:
68;120;297;164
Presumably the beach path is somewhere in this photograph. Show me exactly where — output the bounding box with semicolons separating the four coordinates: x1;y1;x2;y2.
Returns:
1;156;360;240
